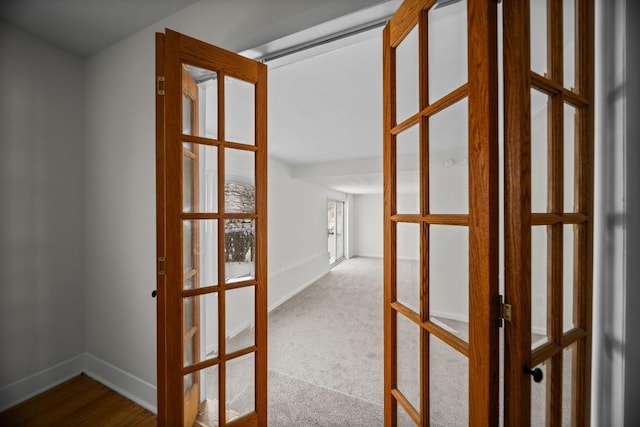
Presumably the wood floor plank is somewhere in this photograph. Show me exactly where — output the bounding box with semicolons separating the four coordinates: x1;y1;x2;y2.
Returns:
0;374;157;426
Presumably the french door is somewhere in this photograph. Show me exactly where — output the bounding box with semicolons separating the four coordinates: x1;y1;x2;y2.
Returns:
383;0;594;426
156;29;268;426
503;0;595;425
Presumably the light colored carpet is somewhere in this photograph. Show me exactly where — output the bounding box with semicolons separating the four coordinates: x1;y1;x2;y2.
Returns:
224;256;570;426
265;257;467;426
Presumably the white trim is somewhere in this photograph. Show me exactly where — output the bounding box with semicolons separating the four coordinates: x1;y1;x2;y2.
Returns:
239;0;401;67
268;252;330;312
227;321;253;340
430;309;468;323
84;354;157;414
0;354;85;412
269;270;329;313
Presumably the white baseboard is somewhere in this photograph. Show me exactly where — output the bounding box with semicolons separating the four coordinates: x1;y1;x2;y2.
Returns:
268;270;328;313
0;354;85;412
268;252;330;312
84;354;157;414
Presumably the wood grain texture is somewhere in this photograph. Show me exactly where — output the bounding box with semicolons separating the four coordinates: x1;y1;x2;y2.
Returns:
254;59;269;427
466;0;499;425
0;375;156;427
503;0;533;424
573;0;595;424
382;23;396;427
155;31;168;426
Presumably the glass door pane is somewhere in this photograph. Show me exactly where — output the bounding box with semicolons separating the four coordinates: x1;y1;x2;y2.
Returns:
327;201;336;264
336;201;344;260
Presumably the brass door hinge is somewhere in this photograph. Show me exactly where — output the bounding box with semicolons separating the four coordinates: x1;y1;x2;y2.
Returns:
158;257;166;275
499;295;512;327
157;76;165;95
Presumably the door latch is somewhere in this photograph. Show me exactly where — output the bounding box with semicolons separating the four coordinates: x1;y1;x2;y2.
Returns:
158;257;166;275
498;295;512;327
157;76;165;95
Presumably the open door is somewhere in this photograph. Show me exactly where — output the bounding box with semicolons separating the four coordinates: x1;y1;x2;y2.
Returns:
503;0;595;425
383;0;594;425
156;29;268;427
383;0;499;425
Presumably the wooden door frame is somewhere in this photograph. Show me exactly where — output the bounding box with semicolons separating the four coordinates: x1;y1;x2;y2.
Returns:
155;31;168;424
156;29;268;427
383;0;499;425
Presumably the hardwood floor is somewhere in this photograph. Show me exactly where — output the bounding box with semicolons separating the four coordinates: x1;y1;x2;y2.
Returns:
0;374;157;426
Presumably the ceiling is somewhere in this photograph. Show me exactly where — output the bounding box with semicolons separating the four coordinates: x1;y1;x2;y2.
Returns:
268;0;468;193
0;0;200;57
0;0;471;195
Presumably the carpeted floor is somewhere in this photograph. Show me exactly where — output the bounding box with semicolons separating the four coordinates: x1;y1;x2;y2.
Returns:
265;257;472;426
267;257;385;426
224;256;569;426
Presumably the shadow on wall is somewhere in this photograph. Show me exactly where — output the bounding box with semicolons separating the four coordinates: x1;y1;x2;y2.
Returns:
594;0;627;424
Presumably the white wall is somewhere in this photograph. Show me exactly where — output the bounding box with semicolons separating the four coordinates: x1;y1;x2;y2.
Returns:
0;23;85;409
1;0;635;421
592;0;637;425
623;1;640;424
268;158;347;309
82;0;382;411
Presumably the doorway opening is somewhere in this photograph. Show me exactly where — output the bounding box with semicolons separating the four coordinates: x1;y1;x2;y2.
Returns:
327;199;345;266
156;0;594;424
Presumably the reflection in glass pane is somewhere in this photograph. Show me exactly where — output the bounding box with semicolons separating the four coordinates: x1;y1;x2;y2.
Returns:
184;220;194;274
396;399;416;427
429;98;468;214
396;222;420;314
563;0;576;90
531;89;549;213
183;94;193;135
430;334;468;425
185;365;219;427
183;294;219;367
184;64;218;139
225;148;255;213
183;143;218;213
531;362;547;426
183;220;219;289
563;225;575;332
532;226;548;348
564;104;576;212
530;0;548;76
183;154;194;212
226;353;255;421
336;202;345;260
430;226;469;342
328;201;337;264
225;219;255;283
396;26;419;123
428;0;467;103
396;313;420;413
225;76;255;145
225;286;255;354
396;124;420;213
562;344;575;426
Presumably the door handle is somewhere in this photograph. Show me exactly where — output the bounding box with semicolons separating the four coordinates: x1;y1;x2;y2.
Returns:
525;367;544;383
151;290;157;298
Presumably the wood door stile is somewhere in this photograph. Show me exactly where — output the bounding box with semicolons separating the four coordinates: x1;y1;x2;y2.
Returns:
155;31;168;425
